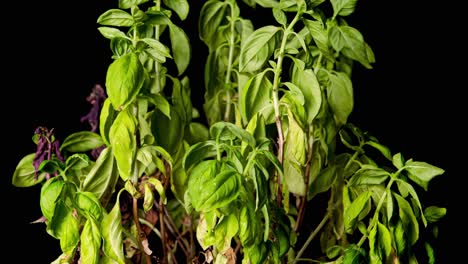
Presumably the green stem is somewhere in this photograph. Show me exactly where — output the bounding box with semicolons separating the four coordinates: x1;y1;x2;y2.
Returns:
357;177;395;247
223;4;237;121
293;209;332;263
153;0;162;94
272;11;302;205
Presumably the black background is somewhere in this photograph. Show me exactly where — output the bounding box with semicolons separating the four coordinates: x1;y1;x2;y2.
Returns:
2;1;456;262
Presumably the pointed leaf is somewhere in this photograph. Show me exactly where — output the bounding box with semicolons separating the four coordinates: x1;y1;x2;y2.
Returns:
106;52;145;111
12;153;46;187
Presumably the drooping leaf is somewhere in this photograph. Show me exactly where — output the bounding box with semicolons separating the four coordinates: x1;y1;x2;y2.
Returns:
308;162;337;200
106;52;145;111
163;0;189;20
291;65;322;124
75;191;103;221
109;109;137;181
40;177;65;221
329;24;374;69
99;98;117;146
368;221;392;264
344;190;372;233
167;24;191;76
82;147;119;202
239;203;261;247
283;112;306;195
394;193;419;246
327;71;353;126
101;193;125;264
80;218;102;264
240;71;275;124
210;121;256;147
151;106;184;155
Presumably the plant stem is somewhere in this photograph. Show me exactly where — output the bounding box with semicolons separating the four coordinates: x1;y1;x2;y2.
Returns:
295;131;314;231
132;197;153;264
293;209;332;263
357;177;395;247
223;3;236;122
272;11;301;206
153;0;162;94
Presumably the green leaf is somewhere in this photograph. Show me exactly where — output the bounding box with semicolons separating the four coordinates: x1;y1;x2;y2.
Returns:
52;202;80;255
169;24;191;76
12;153;46;187
188;161;241;212
199;0;229;51
291;65;322;124
396;179;426;226
140;38;172;59
163;0;189;20
65;154;90;172
185;122;210;145
369;222;392;263
240;71;275;124
109;109;137;181
272;7;287;25
82;147;119;202
327;71;353;126
239;25;280;72
151;106;184;155
99;98;117;146
148;177;166;205
424;206;447;223
393;219;406;256
210;121;256;147
348;164;390;186
344;190;372;233
106;52;145;111
392;153;405;169
80;218;102;264
118;0;149;9
308;163;337;200
40;177;65;221
394;193;419;246
330;0;358;17
144;93;171;119
76;192;103;221
60;131;104;153
98;27;128;40
239;204;261;247
143;182;155;212
196;211;217;250
404;160;444;191
97;9;134;27
182;141;218;171
283;112;306;195
365;140;392;161
214;213;239;251
101;193;125;264
329;25;373;69
342;244;366;264
303;19;329;56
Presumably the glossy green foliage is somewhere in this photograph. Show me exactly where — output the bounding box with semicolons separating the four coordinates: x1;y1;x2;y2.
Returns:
11;0;446;263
